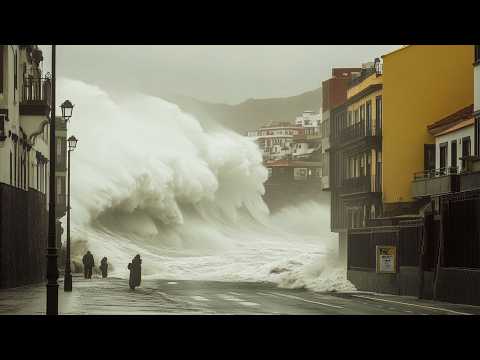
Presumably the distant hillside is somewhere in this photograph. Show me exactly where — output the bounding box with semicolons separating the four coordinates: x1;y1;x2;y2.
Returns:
160;88;323;135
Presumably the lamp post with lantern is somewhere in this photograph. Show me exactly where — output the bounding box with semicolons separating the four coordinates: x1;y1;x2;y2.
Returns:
61;99;75;292
64;134;77;292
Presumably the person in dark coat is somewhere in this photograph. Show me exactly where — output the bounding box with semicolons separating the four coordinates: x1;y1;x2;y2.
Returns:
100;257;109;278
128;254;142;290
82;251;95;279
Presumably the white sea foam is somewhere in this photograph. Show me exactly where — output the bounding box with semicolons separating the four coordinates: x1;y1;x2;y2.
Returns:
57;78;355;293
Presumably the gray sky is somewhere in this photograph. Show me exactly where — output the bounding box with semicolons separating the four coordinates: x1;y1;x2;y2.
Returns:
40;45;400;105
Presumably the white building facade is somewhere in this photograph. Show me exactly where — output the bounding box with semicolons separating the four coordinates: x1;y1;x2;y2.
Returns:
247;122;304;160
434;120;474;171
295;110;321;128
0;45;54;288
0;45;51;200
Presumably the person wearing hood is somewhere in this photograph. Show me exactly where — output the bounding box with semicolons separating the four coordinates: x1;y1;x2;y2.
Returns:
128;254;142;290
100;257;109;278
82;251;95;279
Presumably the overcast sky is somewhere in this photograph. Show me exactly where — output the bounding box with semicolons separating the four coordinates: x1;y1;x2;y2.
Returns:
39;45;400;105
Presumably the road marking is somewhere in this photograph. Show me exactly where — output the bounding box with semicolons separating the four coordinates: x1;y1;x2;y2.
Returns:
167;282;178;285
240;302;260;307
218;294;244;302
351;295;472;315
191;296;209;302
218;294;260;307
268;292;345;309
229;292;243;296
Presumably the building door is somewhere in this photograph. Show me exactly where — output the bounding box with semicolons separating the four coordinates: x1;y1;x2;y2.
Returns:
451;140;457;173
462;136;471;170
462;136;471;157
424;144;436;172
439;143;448;174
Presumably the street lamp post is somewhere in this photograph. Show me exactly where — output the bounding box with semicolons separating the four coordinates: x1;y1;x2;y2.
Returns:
46;44;58;315
64;135;78;292
62;99;75;292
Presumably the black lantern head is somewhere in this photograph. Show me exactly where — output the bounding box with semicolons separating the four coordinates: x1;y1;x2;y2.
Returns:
61;100;74;121
67;135;78;151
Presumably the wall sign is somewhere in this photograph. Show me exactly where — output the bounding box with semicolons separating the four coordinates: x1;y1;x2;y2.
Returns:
376;245;397;273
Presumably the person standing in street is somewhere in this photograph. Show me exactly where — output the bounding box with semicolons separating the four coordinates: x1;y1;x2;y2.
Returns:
100;257;109;278
128;254;142;290
82;251;95;279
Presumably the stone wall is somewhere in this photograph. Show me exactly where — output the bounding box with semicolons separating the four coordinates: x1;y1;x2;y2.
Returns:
0;183;48;288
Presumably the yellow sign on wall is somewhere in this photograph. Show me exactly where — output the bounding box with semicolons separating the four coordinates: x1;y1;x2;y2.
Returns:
376;246;397;273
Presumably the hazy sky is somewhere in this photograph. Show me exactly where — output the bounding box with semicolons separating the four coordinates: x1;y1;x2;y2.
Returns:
40;45;400;105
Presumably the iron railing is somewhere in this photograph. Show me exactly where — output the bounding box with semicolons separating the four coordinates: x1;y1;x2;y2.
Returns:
348;63;383;88
341;175;377;195
413;166;460;181
21;76;51;104
333;120;380;145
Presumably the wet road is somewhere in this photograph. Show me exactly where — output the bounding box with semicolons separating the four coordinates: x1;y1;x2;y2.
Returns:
1;275;479;315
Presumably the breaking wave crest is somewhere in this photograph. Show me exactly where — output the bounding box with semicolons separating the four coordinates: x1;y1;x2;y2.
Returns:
58;78;354;293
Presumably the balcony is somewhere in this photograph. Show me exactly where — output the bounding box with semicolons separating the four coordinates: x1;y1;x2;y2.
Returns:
348;63;383;88
411;167;460;198
332;120;381;148
19;76;51;116
459;171;480;192
340;175;380;196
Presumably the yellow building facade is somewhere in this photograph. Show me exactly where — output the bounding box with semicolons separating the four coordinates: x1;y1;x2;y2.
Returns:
346;71;383;187
382;45;474;205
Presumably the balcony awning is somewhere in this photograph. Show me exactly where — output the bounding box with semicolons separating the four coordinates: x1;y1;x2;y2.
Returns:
435;117;474;137
427;104;474;135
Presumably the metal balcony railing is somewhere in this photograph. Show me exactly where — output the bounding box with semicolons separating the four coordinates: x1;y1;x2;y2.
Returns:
22;76;52;104
340;175;377;195
413;166;459;181
348;63;383;88
333;120;380;145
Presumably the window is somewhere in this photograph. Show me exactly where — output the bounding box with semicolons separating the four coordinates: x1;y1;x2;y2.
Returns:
462;136;471;157
475;45;480;63
14;50;17;102
462;136;471;170
439;142;448;173
451;140;457;171
294;168;308;180
375;96;382;134
0;114;5;139
366;100;372;133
